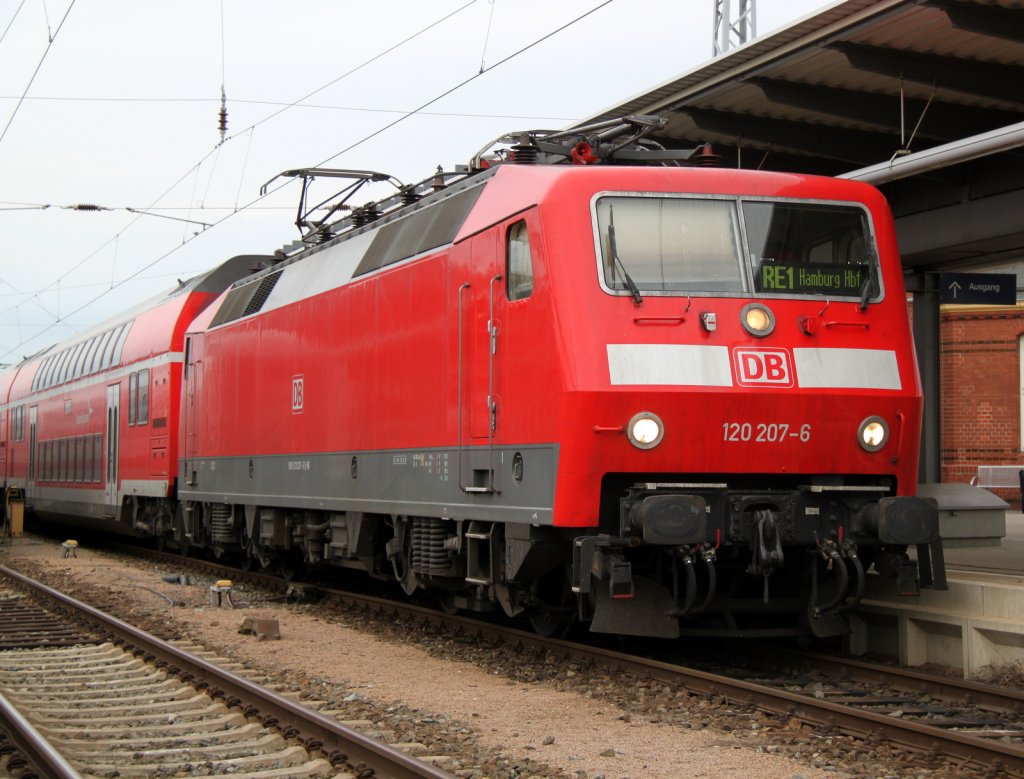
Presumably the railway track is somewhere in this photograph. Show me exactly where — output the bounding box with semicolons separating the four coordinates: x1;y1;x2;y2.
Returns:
0;568;454;779
106;543;1024;778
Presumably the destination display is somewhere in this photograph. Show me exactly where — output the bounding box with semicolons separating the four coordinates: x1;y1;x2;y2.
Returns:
757;261;868;296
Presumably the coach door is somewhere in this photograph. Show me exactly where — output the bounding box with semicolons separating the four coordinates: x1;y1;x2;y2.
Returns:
105;384;120;512
26;406;37;498
183;337;199;486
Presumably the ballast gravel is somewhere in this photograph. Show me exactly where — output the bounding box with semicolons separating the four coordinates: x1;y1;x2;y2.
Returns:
0;535;973;778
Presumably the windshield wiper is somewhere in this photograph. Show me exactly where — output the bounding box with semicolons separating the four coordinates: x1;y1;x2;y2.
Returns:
858;245;879;310
607;206;643;305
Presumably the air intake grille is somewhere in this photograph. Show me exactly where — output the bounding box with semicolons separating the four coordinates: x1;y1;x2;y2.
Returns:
210;270;283;327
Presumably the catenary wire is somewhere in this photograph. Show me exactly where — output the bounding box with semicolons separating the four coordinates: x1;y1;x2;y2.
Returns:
0;96;574;124
0;0;77;148
0;1;613;361
0;0;28;50
0;1;484;342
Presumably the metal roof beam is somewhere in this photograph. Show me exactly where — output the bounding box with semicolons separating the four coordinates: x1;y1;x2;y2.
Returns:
929;0;1024;45
679;107;899;165
831;42;1024;107
749;78;1023;142
841;119;1024;185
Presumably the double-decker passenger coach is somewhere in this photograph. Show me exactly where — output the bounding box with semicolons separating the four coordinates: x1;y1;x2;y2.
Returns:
0;258;258;533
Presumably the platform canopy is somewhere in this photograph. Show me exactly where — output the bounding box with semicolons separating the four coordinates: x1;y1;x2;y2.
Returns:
580;0;1024;272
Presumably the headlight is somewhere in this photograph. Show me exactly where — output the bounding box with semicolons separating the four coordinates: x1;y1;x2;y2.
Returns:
741;303;775;336
628;412;664;450
858;416;889;452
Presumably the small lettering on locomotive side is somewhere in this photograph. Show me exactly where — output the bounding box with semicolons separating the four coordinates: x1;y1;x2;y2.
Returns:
287;460;310;471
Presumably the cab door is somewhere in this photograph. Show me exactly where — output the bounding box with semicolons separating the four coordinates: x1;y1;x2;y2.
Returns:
469;230;503;442
452;229;503;494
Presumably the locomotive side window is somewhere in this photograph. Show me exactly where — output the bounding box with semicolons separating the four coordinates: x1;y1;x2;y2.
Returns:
743;201;879;299
595;197;745;294
506;220;534;301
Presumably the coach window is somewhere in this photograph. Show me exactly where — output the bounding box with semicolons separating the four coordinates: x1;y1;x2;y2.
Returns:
83;336;101;377
55;349;70;385
45;355;56;387
128;372;138;426
100;325;122;370
38;356;52;390
138;369;149;425
34;357;47;390
71;342;86;379
65;345;81;382
75;437;86;482
111;321;132;366
48;353;62;386
11;406;23;442
506;220;534;301
90;330;111;373
47;353;61;387
92;434;102;482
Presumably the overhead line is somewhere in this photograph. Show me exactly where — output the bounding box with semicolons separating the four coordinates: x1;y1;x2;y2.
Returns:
0;1;485;345
0;0;615;361
0;95;574;123
0;0;28;49
0;0;77;148
312;0;615;170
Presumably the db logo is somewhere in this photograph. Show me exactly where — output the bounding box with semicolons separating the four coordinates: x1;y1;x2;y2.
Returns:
733;348;794;387
291;375;304;413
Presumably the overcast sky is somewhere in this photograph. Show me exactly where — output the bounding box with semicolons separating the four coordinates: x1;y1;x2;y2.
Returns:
0;0;831;364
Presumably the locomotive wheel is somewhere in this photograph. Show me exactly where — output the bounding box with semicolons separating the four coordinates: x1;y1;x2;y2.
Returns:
438;591;459;615
238;526;258;571
390;520;419;596
172;512;191;557
528;607;564;637
278;552;303;582
527;564;575;637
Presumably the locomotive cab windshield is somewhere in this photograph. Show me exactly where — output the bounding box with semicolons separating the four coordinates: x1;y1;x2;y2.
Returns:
594;195;881;301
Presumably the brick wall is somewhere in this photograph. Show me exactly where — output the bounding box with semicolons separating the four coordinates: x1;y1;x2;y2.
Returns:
940;304;1024;506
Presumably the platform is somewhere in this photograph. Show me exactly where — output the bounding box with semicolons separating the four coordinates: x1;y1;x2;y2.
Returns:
851;511;1024;678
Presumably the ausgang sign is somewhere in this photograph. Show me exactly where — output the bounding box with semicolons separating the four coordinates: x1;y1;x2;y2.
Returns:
939;272;1017;305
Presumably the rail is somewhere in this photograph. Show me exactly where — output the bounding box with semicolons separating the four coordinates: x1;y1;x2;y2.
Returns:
0;565;455;779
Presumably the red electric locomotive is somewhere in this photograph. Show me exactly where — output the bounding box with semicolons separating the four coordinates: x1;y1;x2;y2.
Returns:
170;118;945;639
1;118;945;638
0;257;258;532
